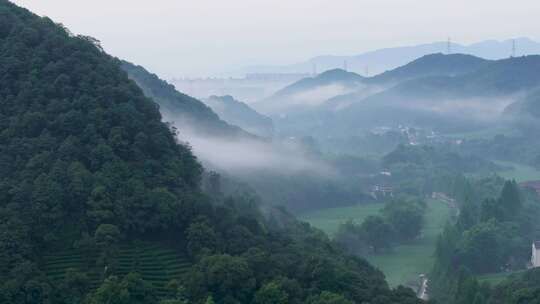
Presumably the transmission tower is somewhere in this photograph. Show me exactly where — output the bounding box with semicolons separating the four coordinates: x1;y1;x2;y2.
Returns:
343;60;348;71
446;37;452;54
511;39;516;58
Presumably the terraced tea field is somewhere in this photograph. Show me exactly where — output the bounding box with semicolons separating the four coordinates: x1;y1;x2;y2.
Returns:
43;242;191;297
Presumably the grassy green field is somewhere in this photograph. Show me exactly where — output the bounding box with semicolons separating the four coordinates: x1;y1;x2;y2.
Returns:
495;161;540;182
301;199;452;287
300;204;385;236
446;127;519;140
477;270;526;285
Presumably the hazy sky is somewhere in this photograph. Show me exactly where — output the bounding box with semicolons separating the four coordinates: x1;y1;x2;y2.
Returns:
11;0;540;78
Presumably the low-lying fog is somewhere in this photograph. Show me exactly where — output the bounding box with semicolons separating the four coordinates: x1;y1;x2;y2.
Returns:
170;125;334;177
289;84;353;107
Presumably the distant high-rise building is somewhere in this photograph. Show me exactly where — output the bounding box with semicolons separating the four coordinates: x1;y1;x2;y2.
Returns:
511;39;516;58
447;37;452;54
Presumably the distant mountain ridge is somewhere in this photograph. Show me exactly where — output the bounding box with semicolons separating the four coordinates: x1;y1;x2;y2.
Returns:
259;53;491;115
504;88;540;122
264;54;540;137
367;53;490;86
204;95;274;138
336;54;540;108
121;61;253;139
333;55;540;131
274;68;365;96
242;38;540;76
255;69;366;114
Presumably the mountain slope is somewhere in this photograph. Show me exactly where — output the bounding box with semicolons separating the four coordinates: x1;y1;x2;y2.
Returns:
365;55;540;102
272;55;540;138
457;55;540;95
276;68;365;95
260;53;489;116
205;95;274;137
333;55;540;131
0;1;423;303
255;69;366;114
121;61;249;138
504;88;540;121
325;53;490;110
367;53;490;86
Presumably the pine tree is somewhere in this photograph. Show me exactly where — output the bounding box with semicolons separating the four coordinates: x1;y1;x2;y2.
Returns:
498;180;521;219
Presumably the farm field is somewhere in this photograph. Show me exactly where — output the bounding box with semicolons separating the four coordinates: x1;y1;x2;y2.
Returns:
300;203;384;236
301;199;452;287
495;161;540;182
446;126;519;140
476;270;526;286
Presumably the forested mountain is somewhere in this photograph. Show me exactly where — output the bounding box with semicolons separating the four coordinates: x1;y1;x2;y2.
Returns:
333;55;540;130
276;69;365;95
121;61;250;138
504;88;540;126
427;178;540;304
0;1;423;303
457;55;540;95
204;95;274;138
366;53;490;86
259;53;490;119
367;55;540;102
323;53;489;112
122;64;363;215
255;69;366;114
277;55;540;137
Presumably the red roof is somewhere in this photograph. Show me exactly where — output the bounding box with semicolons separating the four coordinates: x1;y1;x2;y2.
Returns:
520;181;540;195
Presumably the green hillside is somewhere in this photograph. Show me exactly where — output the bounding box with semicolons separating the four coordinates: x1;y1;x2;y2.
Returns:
205;95;274;138
273;68;365;98
0;1;423;303
257;68;365;113
121;61;249;138
368;53;490;86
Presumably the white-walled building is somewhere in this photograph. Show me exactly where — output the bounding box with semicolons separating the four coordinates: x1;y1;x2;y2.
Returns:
531;242;540;268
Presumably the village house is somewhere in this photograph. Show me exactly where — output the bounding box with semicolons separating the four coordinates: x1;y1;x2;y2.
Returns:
520;181;540;197
532;241;540;268
371;185;393;199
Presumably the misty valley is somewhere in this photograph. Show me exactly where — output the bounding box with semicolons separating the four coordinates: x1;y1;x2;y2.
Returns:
3;1;540;304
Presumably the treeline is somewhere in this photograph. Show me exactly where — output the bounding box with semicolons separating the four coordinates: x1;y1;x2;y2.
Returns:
383;144;499;174
429;179;540;304
382;144;501;197
335;198;426;255
459;134;540;169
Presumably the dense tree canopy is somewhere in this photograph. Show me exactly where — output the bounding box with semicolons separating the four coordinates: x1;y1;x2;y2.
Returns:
429;179;540;303
335;198;426;256
0;1;424;303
